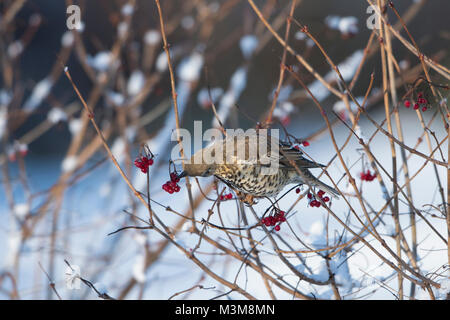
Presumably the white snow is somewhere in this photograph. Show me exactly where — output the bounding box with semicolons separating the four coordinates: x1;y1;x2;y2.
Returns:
281;101;294;113
181;16;195;30
61;155;78;173
177;52;204;82
325;16;359;35
127;70;145;96
65;265;81;288
213;66;248;127
121;3;134;16
13;203;30;219
197;87;223;108
0;89;12;106
117;21;129;39
230;66;247;95
106;90;125;106
295;31;307;41
125;125;137;142
0;106;6;140
156;51;168;72
399;60;409;70
87;51;112;72
111;137;126;163
132;232;147;246
269;85;293;104
144;30;161;45
24;78;53;111
307;50;363;102
61;31;74;47
7;41;23;58
239;35;258;59
332;96;364;117
132;254;147;283
47;107;68;124
69;118;83;136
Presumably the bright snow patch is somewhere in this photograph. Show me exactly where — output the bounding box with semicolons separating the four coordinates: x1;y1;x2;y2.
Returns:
127;70;145;96
121;3;134;16
61;31;75;47
87;51;112;72
14;203;30;219
24;78;53;111
156;51;168;72
197;87;223;108
132;254;147;283
47;107;68;124
111;137;126;163
144;30;161;45
106;91;125;106
0;106;6;140
239;35;258;59
181;16;195;30
8;41;23;58
325;16;359;35
62;156;78;173
69;118;83;136
177;52;204;82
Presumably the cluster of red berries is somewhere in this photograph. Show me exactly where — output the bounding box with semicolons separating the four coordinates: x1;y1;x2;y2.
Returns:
293;141;310;150
261;210;286;231
360;169;376;182
307;190;330;208
404;92;428;112
134;156;154;174
220;193;233;201
162;172;181;194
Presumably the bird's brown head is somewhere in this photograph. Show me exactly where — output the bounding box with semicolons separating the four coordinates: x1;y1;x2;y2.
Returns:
178;163;216;179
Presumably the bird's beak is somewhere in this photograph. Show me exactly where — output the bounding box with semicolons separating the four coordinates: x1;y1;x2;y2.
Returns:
178;171;187;179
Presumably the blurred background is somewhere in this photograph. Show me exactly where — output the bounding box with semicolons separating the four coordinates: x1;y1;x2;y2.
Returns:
0;0;449;300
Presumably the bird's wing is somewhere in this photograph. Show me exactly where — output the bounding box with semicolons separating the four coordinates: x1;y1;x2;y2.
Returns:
220;133;325;169
278;142;325;169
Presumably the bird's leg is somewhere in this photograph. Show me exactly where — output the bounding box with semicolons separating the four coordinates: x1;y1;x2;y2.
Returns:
235;191;257;206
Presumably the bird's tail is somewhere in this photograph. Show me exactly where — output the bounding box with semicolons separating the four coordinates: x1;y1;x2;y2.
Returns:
311;179;340;199
294;170;340;198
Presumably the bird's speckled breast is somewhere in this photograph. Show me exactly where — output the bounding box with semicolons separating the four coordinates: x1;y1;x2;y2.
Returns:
214;164;292;197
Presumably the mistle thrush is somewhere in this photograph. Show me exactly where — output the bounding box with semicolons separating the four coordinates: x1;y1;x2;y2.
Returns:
178;132;339;202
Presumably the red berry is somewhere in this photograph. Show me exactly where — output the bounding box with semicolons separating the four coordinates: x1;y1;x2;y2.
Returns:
318;190;325;197
302;141;310;147
170;172;180;182
261;218;266;224
323;196;330;202
307;193;312;199
417;92;423;98
413;103;419;110
422;106;427;112
226;193;232;200
404;100;411;108
296;188;301;194
274;225;281;232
